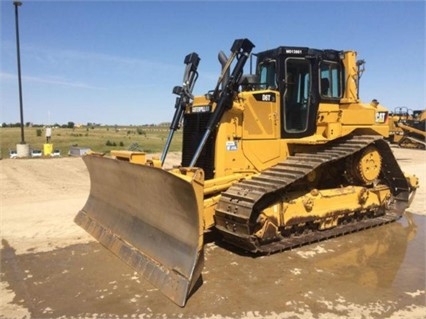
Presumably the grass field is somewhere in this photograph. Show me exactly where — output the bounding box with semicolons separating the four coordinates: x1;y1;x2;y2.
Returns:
0;125;182;159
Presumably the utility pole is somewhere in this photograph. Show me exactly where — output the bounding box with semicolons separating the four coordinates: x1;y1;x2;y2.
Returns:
13;0;30;157
14;1;25;144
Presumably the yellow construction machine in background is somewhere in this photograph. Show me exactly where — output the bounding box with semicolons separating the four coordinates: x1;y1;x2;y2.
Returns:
388;107;426;149
75;39;419;306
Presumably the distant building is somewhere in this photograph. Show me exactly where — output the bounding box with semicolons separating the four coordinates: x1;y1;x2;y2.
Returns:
69;146;91;157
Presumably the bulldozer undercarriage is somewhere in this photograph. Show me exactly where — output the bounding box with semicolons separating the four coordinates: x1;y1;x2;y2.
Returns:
398;135;426;149
215;135;411;254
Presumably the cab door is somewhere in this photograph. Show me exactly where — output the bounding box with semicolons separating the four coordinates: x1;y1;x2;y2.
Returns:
282;57;318;138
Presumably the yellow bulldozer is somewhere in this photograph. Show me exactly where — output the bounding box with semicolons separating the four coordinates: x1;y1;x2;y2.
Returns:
75;38;418;306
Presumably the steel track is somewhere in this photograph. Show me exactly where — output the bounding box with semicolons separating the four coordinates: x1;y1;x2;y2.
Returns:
214;135;410;254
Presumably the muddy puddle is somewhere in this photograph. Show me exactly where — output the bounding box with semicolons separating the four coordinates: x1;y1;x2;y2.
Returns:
1;212;425;318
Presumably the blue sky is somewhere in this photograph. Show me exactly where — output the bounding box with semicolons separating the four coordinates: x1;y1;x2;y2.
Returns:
1;0;425;125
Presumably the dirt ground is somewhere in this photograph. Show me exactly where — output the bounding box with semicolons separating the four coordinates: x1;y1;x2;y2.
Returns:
1;146;425;319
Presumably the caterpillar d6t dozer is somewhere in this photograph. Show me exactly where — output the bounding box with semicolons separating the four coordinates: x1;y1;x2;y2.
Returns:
75;38;418;306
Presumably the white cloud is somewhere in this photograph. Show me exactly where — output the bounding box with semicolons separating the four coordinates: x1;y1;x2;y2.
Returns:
0;72;106;90
16;43;176;70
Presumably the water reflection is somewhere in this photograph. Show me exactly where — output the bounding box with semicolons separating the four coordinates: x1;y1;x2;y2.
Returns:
308;212;418;289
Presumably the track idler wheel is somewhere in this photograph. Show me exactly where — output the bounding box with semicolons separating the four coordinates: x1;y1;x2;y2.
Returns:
347;146;382;185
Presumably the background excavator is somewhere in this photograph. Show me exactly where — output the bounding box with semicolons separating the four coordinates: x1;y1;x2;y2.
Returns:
75;38;418;307
388;107;426;149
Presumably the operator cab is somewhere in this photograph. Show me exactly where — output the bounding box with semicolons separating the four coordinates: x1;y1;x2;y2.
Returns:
246;47;344;138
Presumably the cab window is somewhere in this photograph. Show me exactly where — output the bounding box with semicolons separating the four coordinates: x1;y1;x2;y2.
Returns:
319;61;342;99
258;60;277;90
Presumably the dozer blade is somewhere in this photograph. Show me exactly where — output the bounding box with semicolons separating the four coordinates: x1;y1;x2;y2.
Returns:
74;155;204;307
